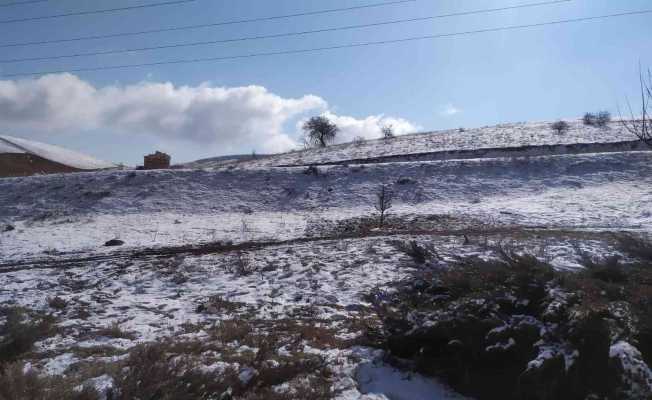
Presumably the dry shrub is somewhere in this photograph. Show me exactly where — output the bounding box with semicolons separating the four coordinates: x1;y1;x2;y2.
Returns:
616;234;652;262
47;297;67;310
95;322;135;340
0;307;56;363
109;343;238;400
210;320;253;343
227;251;257;276
0;363;99;400
392;240;439;264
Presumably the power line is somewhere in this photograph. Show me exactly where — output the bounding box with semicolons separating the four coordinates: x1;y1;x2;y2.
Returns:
0;0;200;24
0;0;416;48
0;0;572;64
4;9;651;78
0;0;48;8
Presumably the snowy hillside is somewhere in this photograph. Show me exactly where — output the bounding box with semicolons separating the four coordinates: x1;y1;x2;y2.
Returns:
1;120;651;399
2;151;651;263
188;120;637;169
0;134;115;170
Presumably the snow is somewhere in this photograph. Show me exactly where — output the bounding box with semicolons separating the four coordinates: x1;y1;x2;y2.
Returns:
0;134;115;170
355;361;471;400
42;353;78;376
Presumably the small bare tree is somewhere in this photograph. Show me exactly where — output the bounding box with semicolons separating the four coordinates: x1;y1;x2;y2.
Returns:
620;67;652;146
381;124;395;140
302;116;339;148
551;120;570;135
375;184;393;227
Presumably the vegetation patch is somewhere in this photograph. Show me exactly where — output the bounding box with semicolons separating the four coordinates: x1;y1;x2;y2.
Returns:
368;239;652;399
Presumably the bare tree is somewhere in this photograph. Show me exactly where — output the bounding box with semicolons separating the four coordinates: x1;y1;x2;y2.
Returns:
551;120;570;135
620;67;652;146
381;124;395;140
302;116;339;148
375;184;393;227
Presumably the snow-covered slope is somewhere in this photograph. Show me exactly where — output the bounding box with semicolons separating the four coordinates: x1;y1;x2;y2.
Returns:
0;134;115;170
190;120;639;169
2;151;650;260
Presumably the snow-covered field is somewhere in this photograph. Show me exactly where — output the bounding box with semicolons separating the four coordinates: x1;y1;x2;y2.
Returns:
1;121;651;399
2;151;650;262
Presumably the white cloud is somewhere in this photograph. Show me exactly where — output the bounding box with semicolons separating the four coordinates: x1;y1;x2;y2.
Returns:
0;74;325;154
0;73;419;154
441;104;462;116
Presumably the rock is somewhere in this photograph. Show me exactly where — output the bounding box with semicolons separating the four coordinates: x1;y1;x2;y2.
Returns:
345;304;366;312
104;239;124;247
3;224;15;232
396;177;417;185
238;367;258;385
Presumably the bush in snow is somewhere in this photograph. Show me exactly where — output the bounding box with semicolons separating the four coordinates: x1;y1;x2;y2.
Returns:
302;116;338;148
227;251;256;276
374;185;393;228
596;111;612;127
381;124;395;140
369;244;652;400
551;120;570;135
0;363;100;400
583;111;611;127
391;240;439;264
0;307;56;363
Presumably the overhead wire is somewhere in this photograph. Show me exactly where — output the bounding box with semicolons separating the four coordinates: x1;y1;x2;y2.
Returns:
4;8;651;78
0;0;572;64
0;0;416;48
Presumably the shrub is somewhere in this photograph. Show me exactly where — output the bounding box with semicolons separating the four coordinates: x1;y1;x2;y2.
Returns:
370;247;651;400
229;251;256;276
0;307;56;363
615;234;652;262
596;111;611;127
374;185;393;227
109;343;237;400
96;322;135;340
392;240;439;264
0;363;100;400
48;296;67;310
551;120;570;134
583;111;611;127
303;165;319;176
381;124;395;140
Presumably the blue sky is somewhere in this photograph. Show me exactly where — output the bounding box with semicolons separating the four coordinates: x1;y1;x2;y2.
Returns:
0;0;651;164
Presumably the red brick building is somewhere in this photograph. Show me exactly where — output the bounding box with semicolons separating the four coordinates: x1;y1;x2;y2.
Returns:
143;151;171;170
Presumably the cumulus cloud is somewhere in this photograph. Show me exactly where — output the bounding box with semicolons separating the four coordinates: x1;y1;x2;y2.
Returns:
0;73;419;154
0;73;325;153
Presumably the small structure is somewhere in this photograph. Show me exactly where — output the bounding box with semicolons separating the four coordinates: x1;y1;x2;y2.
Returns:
143;151;171;170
